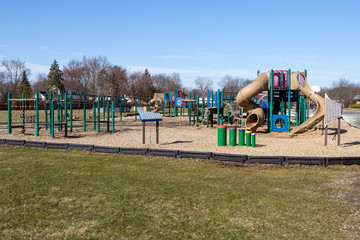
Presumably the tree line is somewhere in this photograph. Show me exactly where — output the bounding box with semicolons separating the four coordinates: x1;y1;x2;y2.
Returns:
1;56;359;107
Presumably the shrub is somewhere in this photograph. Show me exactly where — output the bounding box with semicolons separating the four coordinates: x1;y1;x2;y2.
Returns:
351;104;360;108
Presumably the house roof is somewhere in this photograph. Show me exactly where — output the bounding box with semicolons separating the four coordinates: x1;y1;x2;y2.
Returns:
354;95;360;100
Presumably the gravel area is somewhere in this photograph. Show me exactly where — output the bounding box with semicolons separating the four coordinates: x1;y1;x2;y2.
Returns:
0;116;359;157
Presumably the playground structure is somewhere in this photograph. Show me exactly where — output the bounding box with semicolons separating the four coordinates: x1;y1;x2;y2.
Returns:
236;69;324;134
7;92;153;138
6;69;329;139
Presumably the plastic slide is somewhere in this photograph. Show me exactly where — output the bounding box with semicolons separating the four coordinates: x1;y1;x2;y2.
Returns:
289;72;325;134
150;93;164;113
235;71;325;134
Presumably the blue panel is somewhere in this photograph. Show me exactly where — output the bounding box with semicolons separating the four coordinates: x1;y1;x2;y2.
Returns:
272;115;288;132
138;110;163;122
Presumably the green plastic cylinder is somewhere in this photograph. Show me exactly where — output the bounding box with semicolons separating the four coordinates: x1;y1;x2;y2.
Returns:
229;127;236;146
238;129;244;146
251;133;256;148
218;126;227;146
246;131;251;147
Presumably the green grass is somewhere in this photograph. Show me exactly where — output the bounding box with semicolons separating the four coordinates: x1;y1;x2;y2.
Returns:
0;145;359;239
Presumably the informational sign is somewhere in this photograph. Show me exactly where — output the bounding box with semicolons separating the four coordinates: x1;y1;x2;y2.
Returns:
324;94;342;126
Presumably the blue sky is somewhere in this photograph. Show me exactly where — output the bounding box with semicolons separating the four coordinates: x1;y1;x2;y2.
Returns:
1;0;359;89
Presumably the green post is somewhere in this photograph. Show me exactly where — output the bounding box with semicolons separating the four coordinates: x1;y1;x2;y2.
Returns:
57;95;60;131
196;96;199;127
221;90;224;125
148;97;151;112
257;70;260;76
51;100;54;138
202;97;205;122
229;127;236;146
270;69;274;132
93;101;96;130
83;93;86;132
246;131;251;147
217;89;220;126
21;93;25;127
36;92;39;136
251;133;256;148
64;92;68;137
193;92;196;125
45;93;48;131
70;94;73;132
134;96;137;121
238;129;244;146
211;90;214;107
103;95;106;121
97;94;100;132
8;93;11;134
188;91;192;126
112;101;115;133
162;93;165;117
218;126;227;146
49;92;53;133
120;97;123;122
288;69;291;132
107;101;110;132
206;110;209;128
174;88;178;117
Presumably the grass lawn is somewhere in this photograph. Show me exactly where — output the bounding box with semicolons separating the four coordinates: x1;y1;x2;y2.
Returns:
0;145;359;239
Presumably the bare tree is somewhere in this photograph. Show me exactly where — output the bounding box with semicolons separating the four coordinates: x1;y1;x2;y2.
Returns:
329;78;360;107
127;70;155;97
194;76;213;96
62;59;87;94
218;75;249;92
1;58;30;97
152;72;182;93
81;56;111;94
32;73;49;93
97;65;128;95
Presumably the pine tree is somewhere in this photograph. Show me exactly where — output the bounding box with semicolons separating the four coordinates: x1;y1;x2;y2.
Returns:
48;60;65;94
19;70;32;98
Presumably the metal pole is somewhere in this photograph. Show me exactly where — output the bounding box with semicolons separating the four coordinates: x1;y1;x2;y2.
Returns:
112;101;115;133
51;100;54;138
337;118;341;146
174;88;178;117
21;93;25;127
36;92;39;136
196;96;199;127
162;92;165;117
103;95;105;121
64;92;68;137
217;89;220;126
288;69;291;132
70;93;73;132
97;94;100;132
107;101;110;132
270;69;274;132
188;91;192;126
156;121;159;144
45;93;48;131
83;93;86;132
325;124;328;146
120;96;123;122
8;93;11;134
142;122;145;144
134;96;137;121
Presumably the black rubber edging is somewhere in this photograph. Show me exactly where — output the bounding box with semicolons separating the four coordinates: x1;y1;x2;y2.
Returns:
326;157;360;166
285;156;325;166
120;147;148;155
5;139;25;146
147;148;179;158
247;156;284;165
1;138;360;167
211;153;247;163
93;146;120;154
24;141;47;148
46;142;69;150
68;143;94;151
178;150;212;160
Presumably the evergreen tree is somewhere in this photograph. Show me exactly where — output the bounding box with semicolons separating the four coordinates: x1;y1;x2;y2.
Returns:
48;60;65;94
144;68;151;78
19;70;32;98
